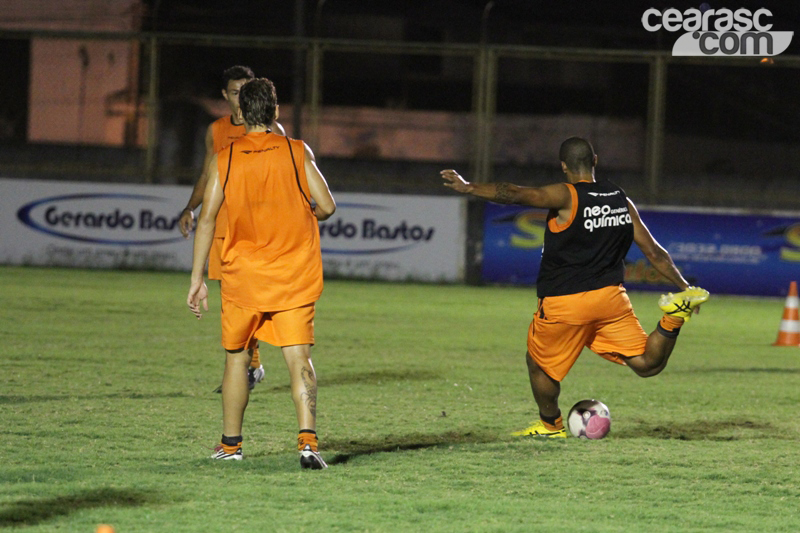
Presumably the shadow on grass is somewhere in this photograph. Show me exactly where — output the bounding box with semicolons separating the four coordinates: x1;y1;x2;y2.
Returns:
261;369;441;393
614;419;772;441
325;430;499;465
0;392;189;404
0;488;160;528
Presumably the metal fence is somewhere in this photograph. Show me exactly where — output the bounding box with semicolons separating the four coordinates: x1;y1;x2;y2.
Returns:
1;28;798;209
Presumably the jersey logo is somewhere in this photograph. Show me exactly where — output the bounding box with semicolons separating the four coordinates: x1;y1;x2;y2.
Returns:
240;146;279;154
583;205;631;233
587;191;621;197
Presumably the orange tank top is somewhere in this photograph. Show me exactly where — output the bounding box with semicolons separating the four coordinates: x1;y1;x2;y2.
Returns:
210;116;247;238
216;132;323;311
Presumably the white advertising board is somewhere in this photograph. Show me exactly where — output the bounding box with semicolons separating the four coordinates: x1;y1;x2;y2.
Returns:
320;193;466;282
0;178;192;270
0;180;467;282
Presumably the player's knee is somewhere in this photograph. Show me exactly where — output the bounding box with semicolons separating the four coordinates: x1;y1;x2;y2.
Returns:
526;352;549;377
225;349;251;367
282;344;311;355
631;365;663;378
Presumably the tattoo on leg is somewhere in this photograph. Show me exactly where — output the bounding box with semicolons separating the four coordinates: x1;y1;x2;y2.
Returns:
300;366;317;419
495;182;514;204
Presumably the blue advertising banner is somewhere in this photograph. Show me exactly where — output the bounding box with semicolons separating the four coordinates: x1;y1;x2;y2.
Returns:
481;203;800;297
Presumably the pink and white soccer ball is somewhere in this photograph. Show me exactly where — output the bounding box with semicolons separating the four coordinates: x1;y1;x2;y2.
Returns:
567;399;611;439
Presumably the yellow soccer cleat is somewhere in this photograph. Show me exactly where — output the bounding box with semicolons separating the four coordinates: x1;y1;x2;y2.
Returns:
658;286;710;321
511;420;567;438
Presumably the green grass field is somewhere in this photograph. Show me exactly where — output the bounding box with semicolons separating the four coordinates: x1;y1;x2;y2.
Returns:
1;266;799;532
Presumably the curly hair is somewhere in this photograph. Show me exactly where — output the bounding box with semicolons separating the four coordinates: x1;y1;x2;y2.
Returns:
239;78;278;127
221;65;255;90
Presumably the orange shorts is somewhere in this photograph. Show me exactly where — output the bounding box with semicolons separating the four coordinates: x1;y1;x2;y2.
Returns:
207;237;224;280
527;285;648;381
220;300;315;351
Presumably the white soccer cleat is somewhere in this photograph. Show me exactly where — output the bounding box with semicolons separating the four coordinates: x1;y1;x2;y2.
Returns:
248;365;265;390
210;444;243;460
299;444;328;470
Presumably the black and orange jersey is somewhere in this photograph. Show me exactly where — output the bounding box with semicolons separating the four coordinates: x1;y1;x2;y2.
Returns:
536;180;634;298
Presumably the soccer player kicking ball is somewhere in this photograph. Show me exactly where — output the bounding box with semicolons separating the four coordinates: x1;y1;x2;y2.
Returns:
442;137;708;438
187;78;336;468
179;66;287;392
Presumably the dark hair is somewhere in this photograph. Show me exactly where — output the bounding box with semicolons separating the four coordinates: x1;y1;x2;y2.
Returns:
221;65;255;90
559;137;596;173
239;78;277;127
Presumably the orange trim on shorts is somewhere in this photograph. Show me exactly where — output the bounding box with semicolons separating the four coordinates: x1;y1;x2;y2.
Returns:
547;183;578;233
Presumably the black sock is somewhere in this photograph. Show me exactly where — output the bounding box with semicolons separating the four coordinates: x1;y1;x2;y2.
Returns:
221;434;242;446
539;411;562;426
299;429;316;436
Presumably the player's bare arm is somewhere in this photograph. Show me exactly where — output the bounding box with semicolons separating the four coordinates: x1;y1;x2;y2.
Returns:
303;142;336;221
441;169;571;210
187;154;224;319
179;124;216;238
628;198;689;291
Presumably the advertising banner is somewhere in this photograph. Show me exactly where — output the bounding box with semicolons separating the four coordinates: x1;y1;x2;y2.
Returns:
482;203;800;297
1;180;467;282
320;193;466;282
0;178;191;270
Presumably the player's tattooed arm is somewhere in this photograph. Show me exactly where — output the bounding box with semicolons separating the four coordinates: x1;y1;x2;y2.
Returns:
441;170;520;203
494;182;515;204
441;169;569;209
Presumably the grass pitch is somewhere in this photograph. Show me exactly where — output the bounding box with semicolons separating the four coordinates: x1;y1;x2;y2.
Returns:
1;266;798;532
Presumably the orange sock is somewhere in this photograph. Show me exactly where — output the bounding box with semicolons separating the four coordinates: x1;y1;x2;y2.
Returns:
221;443;240;454
658;314;684;338
660;314;684;331
250;344;261;369
542;416;564;431
297;430;318;451
220;435;242;454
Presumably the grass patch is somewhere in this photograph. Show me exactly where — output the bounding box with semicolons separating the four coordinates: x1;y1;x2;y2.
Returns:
1;266;798;531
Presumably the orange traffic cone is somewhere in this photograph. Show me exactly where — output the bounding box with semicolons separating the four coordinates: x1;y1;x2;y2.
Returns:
774;281;800;346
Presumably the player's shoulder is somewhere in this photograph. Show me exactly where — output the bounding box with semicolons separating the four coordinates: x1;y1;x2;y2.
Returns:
283;136;309;156
210;115;230;129
211;115;244;135
539;181;573;200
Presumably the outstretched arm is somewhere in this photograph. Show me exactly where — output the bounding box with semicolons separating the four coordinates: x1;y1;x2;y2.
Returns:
179;124;216;238
628;198;688;290
440;169;570;210
187;154;224;319
303;142;336;221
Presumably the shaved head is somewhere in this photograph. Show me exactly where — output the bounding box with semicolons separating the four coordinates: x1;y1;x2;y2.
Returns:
559;137;596;173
